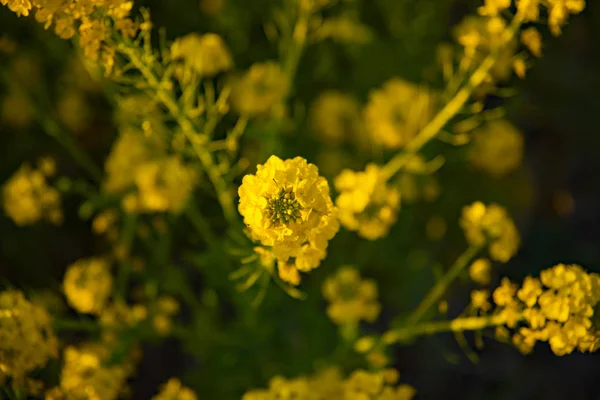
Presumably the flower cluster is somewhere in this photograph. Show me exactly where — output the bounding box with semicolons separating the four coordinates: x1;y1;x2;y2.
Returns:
493;264;600;356
104;130;198;214
309;91;364;145
335;164;401;240
63;258;113;315
3;0;139;74
45;344;138;400
242;368;415;400
453;15;517;82
469;258;492;285
238;156;339;285
230;62;289;116
364;78;436;149
460;201;520;262
0;290;58;385
470;119;524;177
171;32;233;79
152;378;198;400
515;0;585;36
322;267;381;326
2;159;62;226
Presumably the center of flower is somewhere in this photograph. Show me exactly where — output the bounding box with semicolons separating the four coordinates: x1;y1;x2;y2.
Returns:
265;187;301;226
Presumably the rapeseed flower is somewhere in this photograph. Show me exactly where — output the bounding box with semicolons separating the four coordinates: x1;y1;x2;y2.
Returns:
238;156;339;285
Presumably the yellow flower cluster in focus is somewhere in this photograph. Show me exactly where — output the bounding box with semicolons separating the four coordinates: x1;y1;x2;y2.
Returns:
0;290;58;384
2;159;62;226
335;164;400;240
460;201;520;262
238;156;339;285
63;258;113;315
364;78;436;149
152;378;198;400
322;266;381;325
470;119;524;177
243;367;415;400
493;264;600;356
46;344;138;400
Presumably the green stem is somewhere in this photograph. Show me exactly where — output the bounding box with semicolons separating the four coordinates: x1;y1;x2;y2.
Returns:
405;244;483;325
383;314;509;345
382;14;523;180
117;43;237;224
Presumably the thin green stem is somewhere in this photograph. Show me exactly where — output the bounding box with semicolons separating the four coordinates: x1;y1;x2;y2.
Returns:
383;314;509;345
116;43;237;224
382;14;523;180
405;244;483;326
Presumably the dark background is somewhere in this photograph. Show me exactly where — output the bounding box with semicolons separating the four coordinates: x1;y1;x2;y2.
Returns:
1;0;599;399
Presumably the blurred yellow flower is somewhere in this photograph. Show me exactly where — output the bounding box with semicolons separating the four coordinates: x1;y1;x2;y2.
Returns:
2;162;63;226
364;78;436;149
322;266;381;325
171;32;233;77
460;201;520;262
521;27;543;57
153;378;198;400
469;258;492;285
335;164;400;240
63;258;113;315
471;119;524;177
48;344;137;400
230;62;289;116
238;156;339;285
0;290;58;384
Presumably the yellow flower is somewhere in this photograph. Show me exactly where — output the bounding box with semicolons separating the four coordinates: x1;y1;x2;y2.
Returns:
471;290;492;312
309;91;364;145
54;344;137;400
63;258;113;315
2;162;63;226
521;27;543;57
469;258;492;285
516;0;541;22
171;32;233;77
335;164;400;240
517;276;543;307
230;62;289;116
364;78;436;149
0;290;58;385
478;0;511;16
242;367;415;400
131;156;198;214
547;0;586;36
238;156;339;285
322;266;381;325
492;264;600;356
493;277;517;307
1;0;32;17
153;378;198;400
470;119;524;177
454;16;517;82
460;201;520;262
